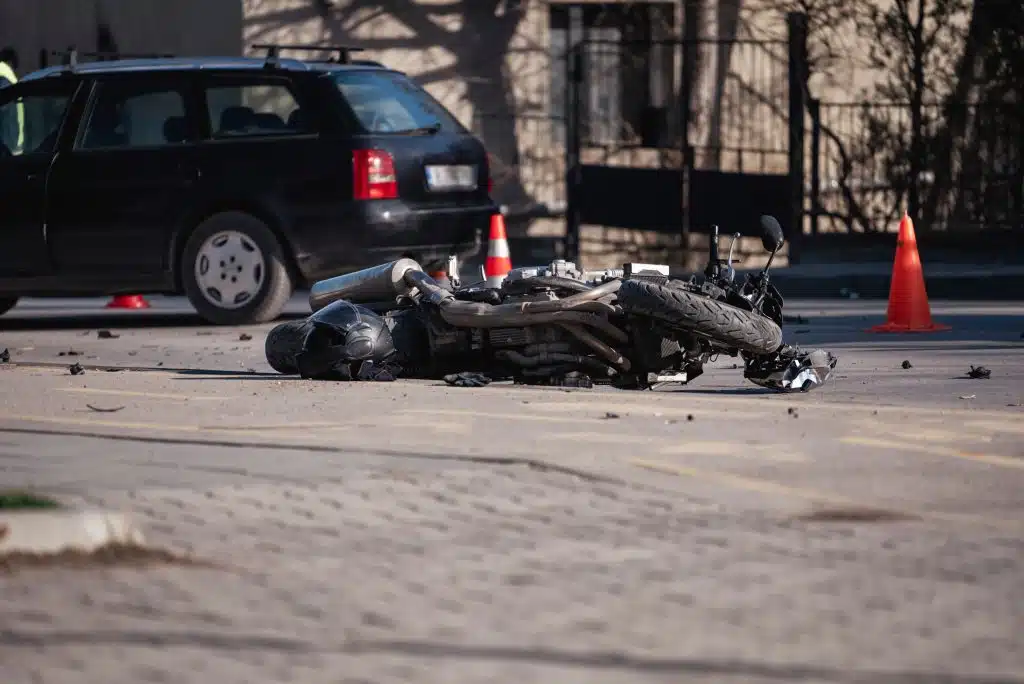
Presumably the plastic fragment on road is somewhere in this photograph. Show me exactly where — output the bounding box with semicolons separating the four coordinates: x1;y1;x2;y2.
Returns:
744;346;838;393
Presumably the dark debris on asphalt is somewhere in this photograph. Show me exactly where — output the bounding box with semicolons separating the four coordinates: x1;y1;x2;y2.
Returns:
966;365;992;379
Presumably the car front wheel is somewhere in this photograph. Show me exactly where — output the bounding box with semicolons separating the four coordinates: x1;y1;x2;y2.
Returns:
181;212;294;325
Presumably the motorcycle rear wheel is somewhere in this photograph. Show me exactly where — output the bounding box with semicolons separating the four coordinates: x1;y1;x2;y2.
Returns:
617;280;783;355
265;319;315;374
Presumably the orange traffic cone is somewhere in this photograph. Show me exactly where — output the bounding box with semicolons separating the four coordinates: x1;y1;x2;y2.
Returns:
484;213;512;287
868;212;950;333
105;294;151;310
429;269;451;290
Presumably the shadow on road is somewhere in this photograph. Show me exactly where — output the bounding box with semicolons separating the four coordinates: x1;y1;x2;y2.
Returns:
781;313;1024;347
0;311;308;332
0;630;1018;684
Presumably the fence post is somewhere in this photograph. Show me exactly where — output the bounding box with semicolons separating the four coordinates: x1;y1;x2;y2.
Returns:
809;98;821;236
564;42;583;265
786;11;808;264
679;0;699;246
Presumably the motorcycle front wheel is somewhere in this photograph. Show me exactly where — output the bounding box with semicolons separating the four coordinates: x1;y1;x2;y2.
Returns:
617;280;783;355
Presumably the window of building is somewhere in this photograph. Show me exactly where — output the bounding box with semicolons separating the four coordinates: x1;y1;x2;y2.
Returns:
549;2;677;146
79;83;189;150
205;82;309;139
0;90;72;157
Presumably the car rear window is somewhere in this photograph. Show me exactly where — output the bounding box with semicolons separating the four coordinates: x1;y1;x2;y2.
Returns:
332;70;465;134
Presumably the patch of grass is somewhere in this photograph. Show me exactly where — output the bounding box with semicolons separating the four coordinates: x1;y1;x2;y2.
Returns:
0;491;63;510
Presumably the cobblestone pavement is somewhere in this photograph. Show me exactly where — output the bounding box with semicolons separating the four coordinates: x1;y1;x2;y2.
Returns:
1;299;1023;683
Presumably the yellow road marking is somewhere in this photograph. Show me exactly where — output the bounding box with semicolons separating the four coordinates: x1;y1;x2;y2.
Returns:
203;421;342;431
630;459;1021;531
1;413;203;433
522;401;766;420
848;420;994;444
57;387;227;401
658;441;809;463
964;419;1024;435
498;385;1022;420
544;432;808;462
840;436;1024;470
405;408;589;424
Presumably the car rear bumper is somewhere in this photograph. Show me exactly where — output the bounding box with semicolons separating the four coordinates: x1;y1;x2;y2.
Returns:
293;201;495;283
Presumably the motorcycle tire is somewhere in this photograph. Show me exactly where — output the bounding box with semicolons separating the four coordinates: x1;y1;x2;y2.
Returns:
264;319;315;375
617;279;783;355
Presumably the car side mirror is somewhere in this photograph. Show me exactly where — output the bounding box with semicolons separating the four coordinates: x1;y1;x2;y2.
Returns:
760;215;785;253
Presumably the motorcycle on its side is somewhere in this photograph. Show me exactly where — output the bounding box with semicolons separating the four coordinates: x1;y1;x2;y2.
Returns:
265;215;837;392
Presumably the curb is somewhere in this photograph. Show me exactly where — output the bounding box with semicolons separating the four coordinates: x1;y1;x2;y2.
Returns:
0;509;145;556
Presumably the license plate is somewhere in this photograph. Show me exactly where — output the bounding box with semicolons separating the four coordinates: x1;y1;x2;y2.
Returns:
425;164;477;191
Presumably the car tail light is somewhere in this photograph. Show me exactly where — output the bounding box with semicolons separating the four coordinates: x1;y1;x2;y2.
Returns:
353;149;398;200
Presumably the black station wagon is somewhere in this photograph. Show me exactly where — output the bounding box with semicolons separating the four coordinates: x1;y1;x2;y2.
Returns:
0;45;496;324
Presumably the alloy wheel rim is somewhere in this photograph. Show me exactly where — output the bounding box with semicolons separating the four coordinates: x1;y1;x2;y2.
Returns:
194;231;266;310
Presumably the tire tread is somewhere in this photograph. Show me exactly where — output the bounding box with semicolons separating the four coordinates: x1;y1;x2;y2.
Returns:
617;279;782;354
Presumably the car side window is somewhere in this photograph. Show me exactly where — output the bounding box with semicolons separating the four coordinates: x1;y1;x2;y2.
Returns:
204;81;309;139
78;81;190;151
0;88;73;158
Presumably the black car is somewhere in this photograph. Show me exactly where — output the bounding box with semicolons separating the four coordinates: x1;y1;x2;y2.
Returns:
0;45;496;324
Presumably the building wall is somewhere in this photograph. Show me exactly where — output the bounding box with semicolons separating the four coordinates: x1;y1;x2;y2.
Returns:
0;0;242;71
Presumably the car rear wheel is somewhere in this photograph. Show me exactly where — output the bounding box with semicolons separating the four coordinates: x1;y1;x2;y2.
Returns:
0;297;18;317
181;212;294;326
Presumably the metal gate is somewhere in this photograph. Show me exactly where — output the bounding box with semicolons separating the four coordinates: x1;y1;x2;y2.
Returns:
562;7;808;263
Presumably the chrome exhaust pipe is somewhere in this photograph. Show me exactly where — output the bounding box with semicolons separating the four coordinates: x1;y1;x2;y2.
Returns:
308;258;423;311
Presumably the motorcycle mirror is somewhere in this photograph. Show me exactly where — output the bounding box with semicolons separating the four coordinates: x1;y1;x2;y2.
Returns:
760;215;785;253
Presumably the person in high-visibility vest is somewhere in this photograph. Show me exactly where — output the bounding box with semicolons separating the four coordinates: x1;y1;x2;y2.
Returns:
0;47;24;154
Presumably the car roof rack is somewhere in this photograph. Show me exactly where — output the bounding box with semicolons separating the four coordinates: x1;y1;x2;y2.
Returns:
47;47;176;71
251;43;365;68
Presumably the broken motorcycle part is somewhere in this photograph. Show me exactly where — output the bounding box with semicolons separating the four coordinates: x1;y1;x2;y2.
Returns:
744;346;837;392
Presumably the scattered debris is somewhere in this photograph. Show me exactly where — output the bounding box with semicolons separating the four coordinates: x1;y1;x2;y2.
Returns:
58;350;81;357
686;414;694;421
839;288;860;299
959;394;976;400
239;333;253;341
97;330;119;339
602;412;620;419
69;363;84;376
0;348;9;363
196;331;214;336
966;365;991;379
86;404;125;413
788;407;799;419
443;372;491;388
783;315;809;324
901;360;913;369
794;328;810;334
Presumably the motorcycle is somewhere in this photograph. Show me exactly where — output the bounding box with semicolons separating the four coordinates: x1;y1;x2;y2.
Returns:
264;215;837;392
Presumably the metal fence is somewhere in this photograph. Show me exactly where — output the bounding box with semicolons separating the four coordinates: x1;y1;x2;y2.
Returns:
470;111;568;221
809;100;1024;235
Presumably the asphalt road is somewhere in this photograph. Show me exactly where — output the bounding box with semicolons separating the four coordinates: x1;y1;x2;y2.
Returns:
1;295;1023;684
